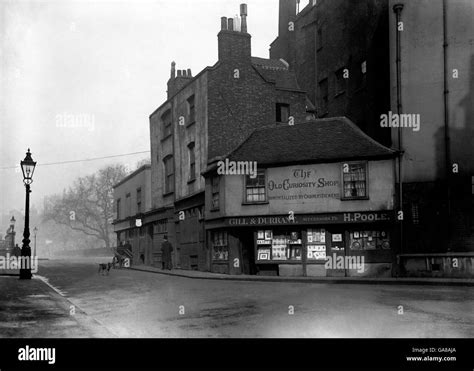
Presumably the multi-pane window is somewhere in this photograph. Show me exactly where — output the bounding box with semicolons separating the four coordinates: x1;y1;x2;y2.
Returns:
342;162;367;199
187;95;195;125
116;198;121;220
153;219;167;234
163;155;174;194
319;78;328;115
212;231;228;261
188;142;196;180
162;109;172;138
245;169;266;203
276;103;290;123
211;176;220;210
136;188;142;214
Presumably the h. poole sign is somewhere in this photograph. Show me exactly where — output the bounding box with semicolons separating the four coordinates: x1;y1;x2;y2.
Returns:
225;211;394;227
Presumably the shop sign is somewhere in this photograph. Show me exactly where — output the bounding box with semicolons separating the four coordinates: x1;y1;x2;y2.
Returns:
227;211;394;227
267;164;340;202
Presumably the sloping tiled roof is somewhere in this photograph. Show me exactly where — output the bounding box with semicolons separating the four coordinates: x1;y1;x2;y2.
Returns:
251;57;302;91
227;117;396;166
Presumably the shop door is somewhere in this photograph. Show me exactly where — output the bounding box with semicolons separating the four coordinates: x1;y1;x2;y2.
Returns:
326;230;346;277
240;232;257;275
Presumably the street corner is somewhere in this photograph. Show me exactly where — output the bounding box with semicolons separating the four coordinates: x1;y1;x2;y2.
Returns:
0;275;113;338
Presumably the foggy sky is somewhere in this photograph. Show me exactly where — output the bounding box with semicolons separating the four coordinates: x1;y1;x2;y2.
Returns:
0;0;279;227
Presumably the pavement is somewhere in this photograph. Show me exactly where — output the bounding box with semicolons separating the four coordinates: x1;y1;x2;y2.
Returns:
0;275;114;338
129;264;474;286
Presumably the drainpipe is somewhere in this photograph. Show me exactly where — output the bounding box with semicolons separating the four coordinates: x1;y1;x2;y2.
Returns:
393;3;404;256
442;0;452;251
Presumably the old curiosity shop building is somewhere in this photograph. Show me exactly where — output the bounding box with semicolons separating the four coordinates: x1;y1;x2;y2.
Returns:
203;118;399;277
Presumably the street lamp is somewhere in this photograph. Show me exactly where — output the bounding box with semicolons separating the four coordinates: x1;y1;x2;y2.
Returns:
33;227;38;258
9;216;16;252
19;148;36;280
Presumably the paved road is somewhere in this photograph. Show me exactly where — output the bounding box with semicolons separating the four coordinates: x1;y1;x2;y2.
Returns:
31;258;474;338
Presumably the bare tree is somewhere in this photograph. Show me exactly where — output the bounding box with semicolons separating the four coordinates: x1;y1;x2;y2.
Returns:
43;164;127;251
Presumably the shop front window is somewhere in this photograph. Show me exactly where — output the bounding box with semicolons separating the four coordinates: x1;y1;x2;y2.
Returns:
348;230;390;250
342;162;368;199
306;228;327;260
212;231;228;261
245;169;266;203
256;230;302;262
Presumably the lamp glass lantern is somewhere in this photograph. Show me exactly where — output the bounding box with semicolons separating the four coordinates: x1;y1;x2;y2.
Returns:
20;148;37;185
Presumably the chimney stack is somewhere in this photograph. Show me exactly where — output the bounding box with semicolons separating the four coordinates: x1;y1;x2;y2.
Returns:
240;4;247;33
217;4;251;62
167;63;193;99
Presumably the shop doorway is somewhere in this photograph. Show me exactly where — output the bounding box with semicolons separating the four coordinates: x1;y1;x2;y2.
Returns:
240;231;257;275
326;229;346;277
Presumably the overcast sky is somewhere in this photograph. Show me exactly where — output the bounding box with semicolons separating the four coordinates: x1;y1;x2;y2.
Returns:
0;0;280;225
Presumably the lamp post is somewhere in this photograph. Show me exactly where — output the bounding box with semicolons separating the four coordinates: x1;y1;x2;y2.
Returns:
9;216;16;252
19;148;36;280
33;227;38;258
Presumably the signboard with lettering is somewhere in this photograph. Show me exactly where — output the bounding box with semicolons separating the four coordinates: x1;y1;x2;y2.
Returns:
223;211;394;227
267;164;340;204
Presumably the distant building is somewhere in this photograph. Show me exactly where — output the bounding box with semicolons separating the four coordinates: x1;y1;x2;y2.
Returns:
270;0;392;147
147;4;313;271
203;118;397;277
112;165;152;265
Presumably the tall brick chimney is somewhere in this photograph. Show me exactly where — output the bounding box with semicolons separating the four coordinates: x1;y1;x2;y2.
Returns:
167;62;193;99
217;4;251;63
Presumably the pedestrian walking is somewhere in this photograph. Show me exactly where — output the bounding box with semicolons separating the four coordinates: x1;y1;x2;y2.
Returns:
161;235;173;270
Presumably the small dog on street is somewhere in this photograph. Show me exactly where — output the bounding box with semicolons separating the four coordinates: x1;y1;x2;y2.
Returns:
98;262;112;275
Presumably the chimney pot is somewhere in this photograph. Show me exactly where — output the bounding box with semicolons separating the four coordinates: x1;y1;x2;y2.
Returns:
177;70;182;77
170;61;176;78
187;68;192;77
221;16;228;30
228;18;234;31
240;4;248;32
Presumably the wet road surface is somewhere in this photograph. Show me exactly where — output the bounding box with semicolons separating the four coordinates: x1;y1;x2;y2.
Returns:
30;258;474;338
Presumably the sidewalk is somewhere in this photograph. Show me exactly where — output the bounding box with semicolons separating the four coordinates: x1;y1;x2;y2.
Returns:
0;276;114;338
130;265;474;286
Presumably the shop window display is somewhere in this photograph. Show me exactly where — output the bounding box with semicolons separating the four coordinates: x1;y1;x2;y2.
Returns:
349;230;390;250
212;231;228;260
256;230;302;262
307;228;326;260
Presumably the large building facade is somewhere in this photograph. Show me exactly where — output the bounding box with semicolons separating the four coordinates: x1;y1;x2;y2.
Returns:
388;0;474;256
270;0;392;147
148;4;312;271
